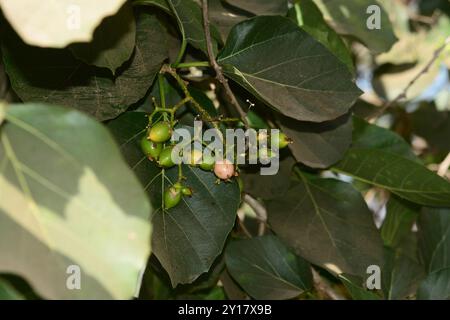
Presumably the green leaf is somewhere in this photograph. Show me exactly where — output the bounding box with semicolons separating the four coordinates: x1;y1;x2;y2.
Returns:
209;0;250;41
245;110;270;129
288;0;354;74
168;0;221;56
217;16;362;122
0;0;127;48
225;235;313;300
418;208;450;273
333;149;450;207
135;0;222;56
417;268;450;300
313;0;398;54
333;118;450;207
224;0;288;16
278;113;352;168
133;0;169;11
0;103;152;299
416;208;450;300
0;278;24;300
1;11;168;121
268;172;384;278
241;156;295;200
339;274;381;300
411;103;450;152
351;117;419;162
382;248;424;300
69;2;136;74
108;112;241;286
381;196;419;248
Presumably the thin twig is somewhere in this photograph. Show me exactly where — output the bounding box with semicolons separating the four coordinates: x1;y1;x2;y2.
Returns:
438;152;450;178
237;217;252;238
311;268;343;300
201;0;249;128
244;194;268;236
371;37;450;120
161;64;216;125
409;12;439;25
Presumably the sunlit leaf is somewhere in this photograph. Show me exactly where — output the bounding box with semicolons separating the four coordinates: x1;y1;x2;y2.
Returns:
0;103;152;299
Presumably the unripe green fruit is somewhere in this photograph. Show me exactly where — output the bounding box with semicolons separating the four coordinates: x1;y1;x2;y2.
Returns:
164;186;182;209
140;136;162;160
173;182;183;190
200;154;215;171
149;121;172;143
159;146;176;168
273;132;291;149
182;187;193;197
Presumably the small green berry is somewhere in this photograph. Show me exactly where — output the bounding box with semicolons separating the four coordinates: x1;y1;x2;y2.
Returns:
149;121;172;143
200;153;215;171
140;136;162;160
159;146;176;168
164;186;182;209
181;187;193;197
273;132;292;149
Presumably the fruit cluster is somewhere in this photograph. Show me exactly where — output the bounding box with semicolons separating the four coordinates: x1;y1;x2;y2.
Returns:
140;119;292;210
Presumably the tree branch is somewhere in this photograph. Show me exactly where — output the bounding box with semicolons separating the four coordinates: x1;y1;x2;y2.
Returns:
244;194;268;236
311;268;344;300
371;36;450;120
438;152;450;178
201;0;249;128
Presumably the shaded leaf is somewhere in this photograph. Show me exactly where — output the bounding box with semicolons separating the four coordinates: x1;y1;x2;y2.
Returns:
168;0;222;56
220;269;247;300
135;0;222;56
333;117;450;206
241;155;295;200
382;248;424;300
278;113;352;168
268;172;384;278
108;112;241;286
313;0;397;54
1;11;168;121
245;110;270;129
225;235;313;300
416;207;450;300
0;278;24;300
0;0;127;48
0;103;152;299
217;16;361;122
418;207;450;274
381;196;419;248
339;274;381;300
225;0;288;16
411;103;450;152
288;0;354;73
334;149;450;207
417;268;450;300
351;116;418;162
69;2;136;74
209;0;250;41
